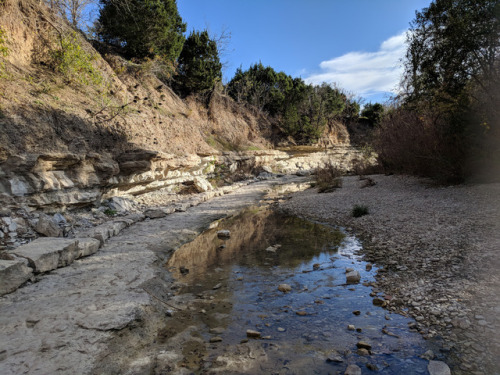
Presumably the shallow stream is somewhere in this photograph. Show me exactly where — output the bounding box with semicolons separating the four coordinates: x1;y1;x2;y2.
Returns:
163;208;435;374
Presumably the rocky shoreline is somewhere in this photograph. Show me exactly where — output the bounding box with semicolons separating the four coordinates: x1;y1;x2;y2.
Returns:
279;175;500;375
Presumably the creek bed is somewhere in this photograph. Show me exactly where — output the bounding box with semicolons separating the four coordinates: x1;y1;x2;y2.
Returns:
163;207;438;374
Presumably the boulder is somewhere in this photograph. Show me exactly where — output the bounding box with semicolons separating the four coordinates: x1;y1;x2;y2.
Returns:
10;238;79;273
0;259;33;296
35;214;62;237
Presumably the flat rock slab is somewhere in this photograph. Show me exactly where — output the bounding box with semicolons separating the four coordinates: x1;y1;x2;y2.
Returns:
76;238;101;258
10;238;79;273
0;259;33;296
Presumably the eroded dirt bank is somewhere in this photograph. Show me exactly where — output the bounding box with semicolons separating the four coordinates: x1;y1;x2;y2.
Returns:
280;175;500;374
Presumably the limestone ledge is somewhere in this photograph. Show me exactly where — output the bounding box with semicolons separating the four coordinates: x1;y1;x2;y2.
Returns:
0;146;372;210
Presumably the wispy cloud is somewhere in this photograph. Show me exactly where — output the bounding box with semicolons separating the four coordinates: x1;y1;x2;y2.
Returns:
305;32;407;99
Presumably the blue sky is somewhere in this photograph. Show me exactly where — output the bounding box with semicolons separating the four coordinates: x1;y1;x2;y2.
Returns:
177;0;431;104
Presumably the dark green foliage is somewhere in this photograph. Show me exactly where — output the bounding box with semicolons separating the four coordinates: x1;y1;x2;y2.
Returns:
227;63;353;144
174;30;222;96
352;204;369;218
361;103;384;127
97;0;186;60
404;0;500;102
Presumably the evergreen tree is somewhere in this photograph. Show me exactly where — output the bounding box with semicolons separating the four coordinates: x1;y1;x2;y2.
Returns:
97;0;186;60
175;30;222;96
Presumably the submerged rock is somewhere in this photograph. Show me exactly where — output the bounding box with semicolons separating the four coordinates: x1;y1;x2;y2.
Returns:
278;284;292;293
346;270;361;284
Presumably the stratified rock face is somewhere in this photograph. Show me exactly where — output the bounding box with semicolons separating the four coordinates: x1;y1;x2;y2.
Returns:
0;259;33;295
0;147;374;211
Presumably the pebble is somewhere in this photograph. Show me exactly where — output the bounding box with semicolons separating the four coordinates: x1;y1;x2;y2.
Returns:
278;284;292;293
347;324;355;331
356;341;372;350
352;310;361;316
209;336;222;343
246;329;261;338
344;364;362;375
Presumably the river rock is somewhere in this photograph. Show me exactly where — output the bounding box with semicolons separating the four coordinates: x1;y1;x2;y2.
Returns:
427;360;451;375
0;259;33;296
278;284;292;293
246;329;261;338
356;341;372;350
35;213;62;237
346;270;361;284
210;336;223;343
344;364;362;375
326;350;344;363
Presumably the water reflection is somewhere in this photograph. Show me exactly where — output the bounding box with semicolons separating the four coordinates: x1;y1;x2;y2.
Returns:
163;208;435;374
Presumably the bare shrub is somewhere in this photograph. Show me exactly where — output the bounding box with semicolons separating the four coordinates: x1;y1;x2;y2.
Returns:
374;107;466;183
314;163;343;193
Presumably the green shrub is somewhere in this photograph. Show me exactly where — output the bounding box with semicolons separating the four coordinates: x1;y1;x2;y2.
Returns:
315;163;343;193
51;32;103;86
0;27;8;76
104;208;117;216
352;204;369;218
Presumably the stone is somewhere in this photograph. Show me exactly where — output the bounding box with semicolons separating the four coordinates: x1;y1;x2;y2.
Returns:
213;283;222;290
373;298;386;307
353;310;361;315
326;350;344;363
346;270;361;284
0;259;33;296
217;230;231;239
344;364;362;375
144;208;168;219
347;325;356;331
357;348;370;356
193;177;213;192
296;311;308;316
421;350;435;360
108;196;135;213
246;329;261;338
210;336;223;343
428;360;451;375
10;238;79;273
278;284;292;293
365;263;373;271
76;238;101;258
52;213;67;224
35;214;62;237
356;341;372;350
209;327;225;334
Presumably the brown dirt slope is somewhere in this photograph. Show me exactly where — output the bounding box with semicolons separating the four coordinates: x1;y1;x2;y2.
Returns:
0;0;287;161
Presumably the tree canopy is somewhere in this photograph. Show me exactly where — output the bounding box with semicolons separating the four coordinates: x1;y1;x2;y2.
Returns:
227;63;357;143
97;0;186;60
174;30;222;96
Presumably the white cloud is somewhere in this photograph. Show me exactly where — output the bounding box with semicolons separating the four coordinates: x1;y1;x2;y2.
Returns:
305;32;407;98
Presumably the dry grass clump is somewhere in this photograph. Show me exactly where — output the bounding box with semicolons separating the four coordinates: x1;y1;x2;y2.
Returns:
314;163;343;193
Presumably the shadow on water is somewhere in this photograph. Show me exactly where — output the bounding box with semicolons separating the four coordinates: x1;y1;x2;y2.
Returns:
163;208;438;374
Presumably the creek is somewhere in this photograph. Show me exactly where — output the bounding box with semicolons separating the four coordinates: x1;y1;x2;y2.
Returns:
162;207;436;374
